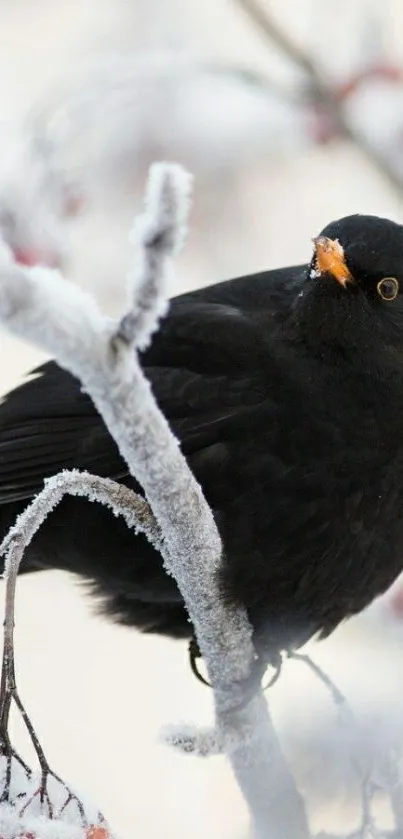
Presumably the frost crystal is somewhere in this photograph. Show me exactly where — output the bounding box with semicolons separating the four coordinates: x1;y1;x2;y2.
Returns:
0;161;309;839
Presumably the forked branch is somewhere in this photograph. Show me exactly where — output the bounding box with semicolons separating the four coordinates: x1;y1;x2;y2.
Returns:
0;163;309;839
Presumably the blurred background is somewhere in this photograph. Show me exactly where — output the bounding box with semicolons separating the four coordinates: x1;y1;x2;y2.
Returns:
3;0;403;836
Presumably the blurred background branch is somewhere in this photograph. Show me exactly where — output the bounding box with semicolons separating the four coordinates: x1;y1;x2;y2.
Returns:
234;0;403;197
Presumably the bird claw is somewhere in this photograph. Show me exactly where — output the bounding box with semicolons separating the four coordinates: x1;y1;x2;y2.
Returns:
188;638;211;686
188;637;283;699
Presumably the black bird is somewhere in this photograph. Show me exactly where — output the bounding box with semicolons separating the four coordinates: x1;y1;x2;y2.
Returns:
1;213;403;667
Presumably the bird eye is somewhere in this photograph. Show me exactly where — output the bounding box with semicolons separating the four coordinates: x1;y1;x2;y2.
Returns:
376;277;399;301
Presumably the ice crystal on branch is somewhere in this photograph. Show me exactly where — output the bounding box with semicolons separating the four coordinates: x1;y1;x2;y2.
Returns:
0;161;309;839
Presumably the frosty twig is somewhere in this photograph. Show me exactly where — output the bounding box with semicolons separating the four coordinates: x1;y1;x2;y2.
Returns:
0;162;309;839
0;470;153;825
0;468;162;750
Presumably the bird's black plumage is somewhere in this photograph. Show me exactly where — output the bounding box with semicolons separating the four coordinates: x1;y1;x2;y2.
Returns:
2;213;403;663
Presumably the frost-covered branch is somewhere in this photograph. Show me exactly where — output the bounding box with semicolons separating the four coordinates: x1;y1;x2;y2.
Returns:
0;162;309;839
0;470;155;837
1;470;161;565
0;469;161;742
288;653;403;839
0;468;162;739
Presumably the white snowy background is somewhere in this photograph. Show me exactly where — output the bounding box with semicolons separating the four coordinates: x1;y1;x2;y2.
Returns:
2;0;403;836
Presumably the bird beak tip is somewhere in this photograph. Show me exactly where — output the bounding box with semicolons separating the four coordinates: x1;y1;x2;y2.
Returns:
312;236;353;287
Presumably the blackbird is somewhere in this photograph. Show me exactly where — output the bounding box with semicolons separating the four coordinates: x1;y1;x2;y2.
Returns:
1;213;403;667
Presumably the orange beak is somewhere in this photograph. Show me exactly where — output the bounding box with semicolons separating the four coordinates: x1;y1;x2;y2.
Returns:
312;236;353;288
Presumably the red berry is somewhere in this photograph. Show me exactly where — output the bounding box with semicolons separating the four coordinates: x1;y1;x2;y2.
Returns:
85;827;109;839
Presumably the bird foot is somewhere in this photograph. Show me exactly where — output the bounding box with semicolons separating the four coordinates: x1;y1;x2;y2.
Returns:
188;637;211;686
188;637;283;700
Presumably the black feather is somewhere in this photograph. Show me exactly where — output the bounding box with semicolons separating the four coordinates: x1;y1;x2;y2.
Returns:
3;215;403;663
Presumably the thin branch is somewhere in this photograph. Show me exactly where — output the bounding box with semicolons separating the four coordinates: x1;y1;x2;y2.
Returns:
0;470;158;822
114;162;191;350
382;751;403;837
233;0;403;198
0;163;309;839
0;470;162;733
290;653;403;838
0;469;162;564
289;652;349;711
234;0;319;79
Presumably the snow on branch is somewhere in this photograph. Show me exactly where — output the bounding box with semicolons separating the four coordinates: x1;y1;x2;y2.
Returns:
116;161;191;349
0;162;309;839
0;470;158;838
1;470;162;567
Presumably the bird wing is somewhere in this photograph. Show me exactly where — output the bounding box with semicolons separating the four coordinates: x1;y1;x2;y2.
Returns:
0;265;305;505
0;362;127;503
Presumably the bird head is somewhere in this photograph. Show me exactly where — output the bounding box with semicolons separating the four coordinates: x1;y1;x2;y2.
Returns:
297;214;403;355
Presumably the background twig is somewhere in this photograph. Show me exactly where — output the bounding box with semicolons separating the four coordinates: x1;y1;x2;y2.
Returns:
233;0;403;197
